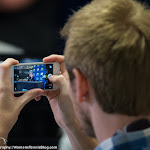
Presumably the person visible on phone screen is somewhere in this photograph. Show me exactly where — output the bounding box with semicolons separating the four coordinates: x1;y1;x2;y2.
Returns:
28;71;35;81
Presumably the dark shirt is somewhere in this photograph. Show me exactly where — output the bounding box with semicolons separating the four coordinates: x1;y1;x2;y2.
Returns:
28;77;35;81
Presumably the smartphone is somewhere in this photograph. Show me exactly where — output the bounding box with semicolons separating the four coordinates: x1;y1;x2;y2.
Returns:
10;62;60;93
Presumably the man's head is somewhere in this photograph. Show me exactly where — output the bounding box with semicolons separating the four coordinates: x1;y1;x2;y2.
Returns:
61;0;150;136
29;71;33;78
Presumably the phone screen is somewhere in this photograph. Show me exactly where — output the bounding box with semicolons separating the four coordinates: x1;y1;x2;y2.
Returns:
14;64;53;92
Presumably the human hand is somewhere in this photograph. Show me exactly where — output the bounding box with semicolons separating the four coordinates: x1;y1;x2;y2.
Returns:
0;58;44;139
39;55;98;150
39;55;78;130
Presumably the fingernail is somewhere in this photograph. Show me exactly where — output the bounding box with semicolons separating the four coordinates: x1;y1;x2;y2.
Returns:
49;75;53;81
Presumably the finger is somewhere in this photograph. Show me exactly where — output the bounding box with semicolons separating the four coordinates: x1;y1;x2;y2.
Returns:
0;58;19;68
43;90;60;100
18;89;44;108
43;55;64;64
49;75;66;88
43;55;66;74
35;96;41;101
0;58;19;84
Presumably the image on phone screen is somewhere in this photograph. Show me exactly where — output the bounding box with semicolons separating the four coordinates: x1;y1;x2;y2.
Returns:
14;64;53;92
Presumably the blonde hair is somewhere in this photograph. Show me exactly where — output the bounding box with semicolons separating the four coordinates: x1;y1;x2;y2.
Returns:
61;0;150;116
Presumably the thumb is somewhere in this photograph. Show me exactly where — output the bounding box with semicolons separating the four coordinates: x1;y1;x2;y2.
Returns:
49;75;66;89
18;89;44;108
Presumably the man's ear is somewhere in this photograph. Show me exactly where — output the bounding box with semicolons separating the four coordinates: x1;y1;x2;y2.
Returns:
73;68;89;103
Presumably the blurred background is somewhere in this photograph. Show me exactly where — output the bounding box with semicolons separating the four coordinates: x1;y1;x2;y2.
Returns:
0;0;149;149
0;0;92;147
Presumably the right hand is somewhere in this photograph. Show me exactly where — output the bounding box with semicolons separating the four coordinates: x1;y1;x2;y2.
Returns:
38;55;78;129
40;55;98;150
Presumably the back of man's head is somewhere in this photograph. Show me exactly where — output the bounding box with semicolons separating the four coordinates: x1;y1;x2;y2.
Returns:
61;0;150;116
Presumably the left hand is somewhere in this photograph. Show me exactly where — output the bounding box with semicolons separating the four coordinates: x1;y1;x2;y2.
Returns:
0;58;44;139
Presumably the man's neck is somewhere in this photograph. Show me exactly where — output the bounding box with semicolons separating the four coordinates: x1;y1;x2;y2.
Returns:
90;102;149;143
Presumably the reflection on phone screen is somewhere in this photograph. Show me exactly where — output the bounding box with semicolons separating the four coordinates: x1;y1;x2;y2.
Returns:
14;64;53;92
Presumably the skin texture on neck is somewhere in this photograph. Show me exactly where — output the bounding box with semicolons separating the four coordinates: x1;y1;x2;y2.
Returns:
70;68;150;145
89;99;149;143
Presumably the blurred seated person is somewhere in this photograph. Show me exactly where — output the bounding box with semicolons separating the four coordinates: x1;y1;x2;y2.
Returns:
0;0;36;56
28;71;35;81
0;0;36;12
0;0;64;58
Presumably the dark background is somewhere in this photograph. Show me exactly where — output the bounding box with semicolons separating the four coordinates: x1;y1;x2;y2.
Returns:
0;0;92;60
0;0;149;147
0;0;92;147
